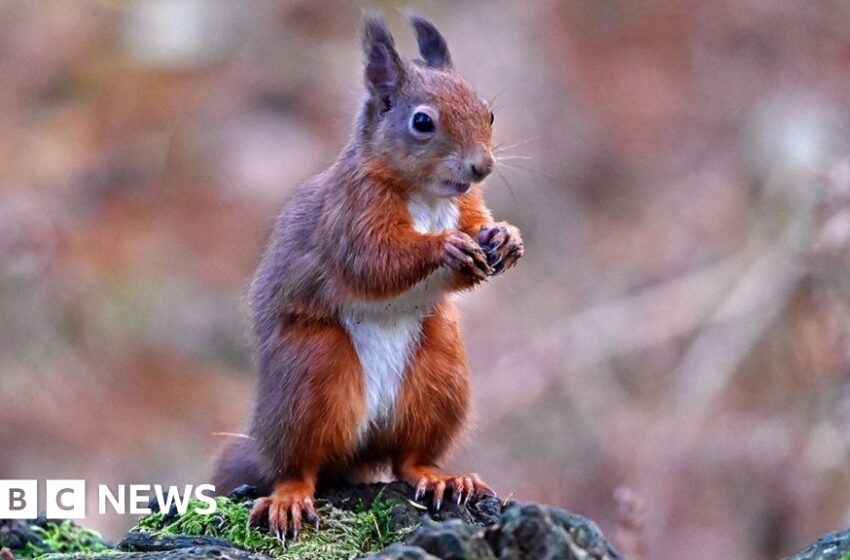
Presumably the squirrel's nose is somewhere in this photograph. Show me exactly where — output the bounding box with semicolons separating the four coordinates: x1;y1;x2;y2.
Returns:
467;152;494;182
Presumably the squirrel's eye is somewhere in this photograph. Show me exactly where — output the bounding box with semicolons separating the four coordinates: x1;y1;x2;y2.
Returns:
489;111;495;126
411;112;435;134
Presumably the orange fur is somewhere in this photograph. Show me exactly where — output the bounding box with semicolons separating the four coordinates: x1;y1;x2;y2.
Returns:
330;159;449;300
391;301;471;466
458;185;494;237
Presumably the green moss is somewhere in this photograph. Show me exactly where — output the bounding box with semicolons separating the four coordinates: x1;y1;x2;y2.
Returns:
7;542;45;560
3;520;110;559
132;495;414;559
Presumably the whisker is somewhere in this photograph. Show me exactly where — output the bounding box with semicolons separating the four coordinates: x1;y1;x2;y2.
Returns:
493;136;540;154
494;170;518;205
488;88;506;112
212;432;254;439
498;161;558;182
496;156;533;161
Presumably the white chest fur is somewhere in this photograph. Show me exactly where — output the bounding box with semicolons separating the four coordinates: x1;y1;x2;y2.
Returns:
341;194;458;439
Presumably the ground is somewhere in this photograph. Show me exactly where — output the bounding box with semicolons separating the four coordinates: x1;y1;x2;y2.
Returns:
0;482;622;560
2;482;847;559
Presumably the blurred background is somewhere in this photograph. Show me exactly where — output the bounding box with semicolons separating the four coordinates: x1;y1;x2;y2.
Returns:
1;1;850;558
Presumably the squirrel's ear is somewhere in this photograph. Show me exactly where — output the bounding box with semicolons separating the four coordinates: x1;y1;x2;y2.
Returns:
410;16;452;70
362;15;404;109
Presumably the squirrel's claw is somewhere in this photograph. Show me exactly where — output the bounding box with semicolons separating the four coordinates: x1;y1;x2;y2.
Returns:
443;231;492;280
305;501;320;531
248;496;270;528
478;223;524;275
432;479;447;510
407;468;495;511
248;486;319;544
290;503;302;540
414;480;427;502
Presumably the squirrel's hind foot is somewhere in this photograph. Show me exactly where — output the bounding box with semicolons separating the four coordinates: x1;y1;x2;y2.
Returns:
248;479;319;544
401;466;495;510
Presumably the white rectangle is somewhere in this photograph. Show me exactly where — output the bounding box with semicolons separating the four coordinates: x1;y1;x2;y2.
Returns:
46;479;86;519
0;480;37;519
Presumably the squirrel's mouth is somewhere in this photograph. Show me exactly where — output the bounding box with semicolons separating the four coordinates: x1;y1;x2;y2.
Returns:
442;180;471;194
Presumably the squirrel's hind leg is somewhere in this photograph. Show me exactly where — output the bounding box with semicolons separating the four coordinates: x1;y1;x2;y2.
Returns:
391;302;494;508
250;321;366;541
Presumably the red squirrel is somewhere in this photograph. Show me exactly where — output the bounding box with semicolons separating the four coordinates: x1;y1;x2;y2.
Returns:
212;14;524;540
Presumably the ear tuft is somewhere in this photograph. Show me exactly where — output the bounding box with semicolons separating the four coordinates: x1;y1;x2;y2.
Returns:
410;15;452;69
362;14;394;52
362;14;404;108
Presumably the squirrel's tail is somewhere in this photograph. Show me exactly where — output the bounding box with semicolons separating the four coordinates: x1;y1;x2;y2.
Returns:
211;436;274;497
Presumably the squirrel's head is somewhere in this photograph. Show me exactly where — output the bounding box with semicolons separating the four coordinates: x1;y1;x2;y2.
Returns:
359;15;495;198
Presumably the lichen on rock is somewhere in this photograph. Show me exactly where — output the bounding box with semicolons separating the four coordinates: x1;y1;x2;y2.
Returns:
785;529;850;560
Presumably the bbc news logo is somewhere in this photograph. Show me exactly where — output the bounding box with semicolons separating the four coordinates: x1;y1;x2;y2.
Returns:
0;480;217;519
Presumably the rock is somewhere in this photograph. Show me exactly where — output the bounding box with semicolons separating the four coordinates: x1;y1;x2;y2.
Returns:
0;519;44;551
549;507;621;559
369;545;442;559
48;546;275;559
358;500;621;560
0;518;109;558
13;481;850;559
318;480;416;512
227;484;260;503
489;503;620;560
3;483;622;560
119;532;234;552
388;503;421;534
786;529;850;560
406;519;496;560
317;481;502;529
469;496;503;527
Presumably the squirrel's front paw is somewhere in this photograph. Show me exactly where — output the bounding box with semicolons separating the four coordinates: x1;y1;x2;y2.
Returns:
478;222;524;275
443;230;491;281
